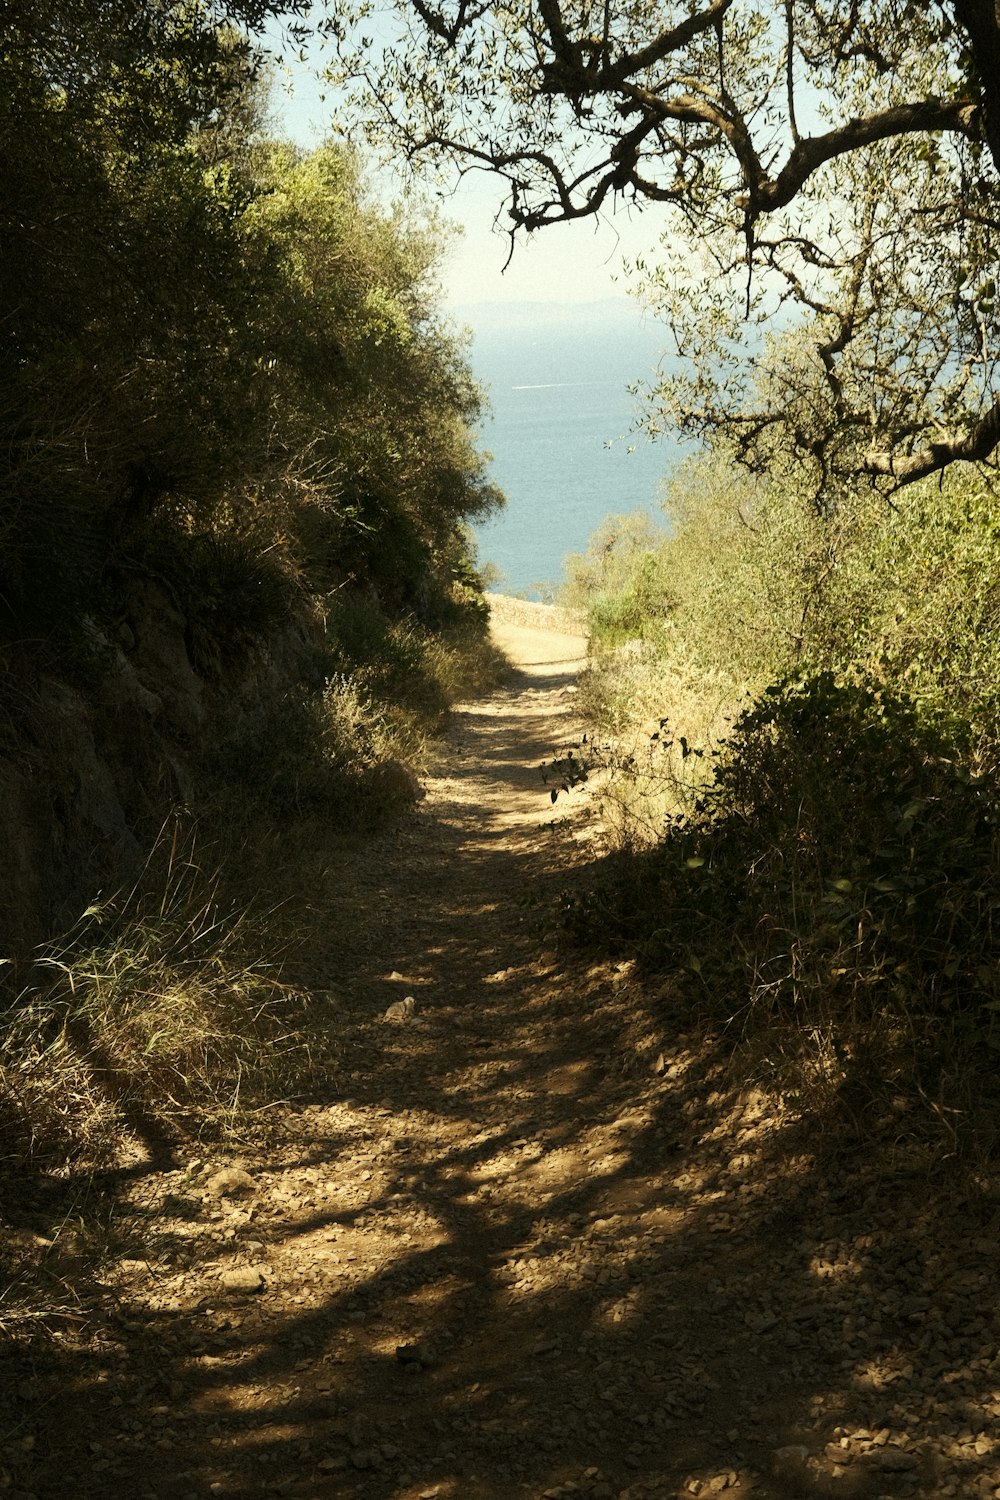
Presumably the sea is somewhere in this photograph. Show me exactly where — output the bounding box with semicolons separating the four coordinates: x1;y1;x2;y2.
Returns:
455;299;679;599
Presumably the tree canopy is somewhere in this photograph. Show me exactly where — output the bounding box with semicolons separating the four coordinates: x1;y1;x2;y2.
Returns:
330;1;1000;489
1;0;498;632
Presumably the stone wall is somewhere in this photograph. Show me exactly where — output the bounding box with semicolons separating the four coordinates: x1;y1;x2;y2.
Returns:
485;592;587;636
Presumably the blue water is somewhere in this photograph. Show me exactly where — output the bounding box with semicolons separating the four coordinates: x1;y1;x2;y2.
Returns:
458;300;677;597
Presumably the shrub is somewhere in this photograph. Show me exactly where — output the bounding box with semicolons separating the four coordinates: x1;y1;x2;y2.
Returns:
566;667;1000;1138
564;451;1000;1149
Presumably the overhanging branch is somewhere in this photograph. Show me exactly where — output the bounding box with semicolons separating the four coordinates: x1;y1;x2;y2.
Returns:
765;97;982;212
865;398;1000;486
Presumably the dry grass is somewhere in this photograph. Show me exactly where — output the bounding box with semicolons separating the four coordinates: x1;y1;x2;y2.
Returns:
0;820;329;1171
574;634;744;849
0;604;506;1176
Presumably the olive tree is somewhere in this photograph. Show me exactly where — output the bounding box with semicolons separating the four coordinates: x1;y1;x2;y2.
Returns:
327;1;1000;488
639;96;1000;497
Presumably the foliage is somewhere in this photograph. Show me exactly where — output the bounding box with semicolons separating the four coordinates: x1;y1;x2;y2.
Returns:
639;109;1000;492
233;139;502;612
0;1;507;1169
564;669;1000;1137
572;450;1000;752
0;0;502;791
562;513;676;649
0;0;500;639
563;448;1000;1145
330;0;1000;485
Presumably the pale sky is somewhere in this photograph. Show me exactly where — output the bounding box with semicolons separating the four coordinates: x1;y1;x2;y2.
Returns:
263;22;668;308
434;175;662;307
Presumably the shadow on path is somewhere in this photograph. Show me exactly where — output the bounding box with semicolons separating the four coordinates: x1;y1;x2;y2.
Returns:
5;617;1000;1500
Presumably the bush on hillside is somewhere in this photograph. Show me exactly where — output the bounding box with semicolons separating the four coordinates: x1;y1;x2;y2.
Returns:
564;450;1000;1148
563;669;1000;1134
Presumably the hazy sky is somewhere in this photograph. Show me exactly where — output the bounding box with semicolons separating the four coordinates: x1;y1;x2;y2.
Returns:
263;23;669;308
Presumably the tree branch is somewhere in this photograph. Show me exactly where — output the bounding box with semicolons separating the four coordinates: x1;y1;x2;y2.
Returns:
865;397;1000;486
617;88;980;219
764;97;982;212
951;0;1000;173
605;0;737;88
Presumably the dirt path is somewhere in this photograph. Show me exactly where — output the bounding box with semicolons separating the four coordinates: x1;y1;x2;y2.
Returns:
7;603;1000;1500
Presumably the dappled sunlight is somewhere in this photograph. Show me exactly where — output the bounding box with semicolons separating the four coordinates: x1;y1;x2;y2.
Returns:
8;608;1000;1500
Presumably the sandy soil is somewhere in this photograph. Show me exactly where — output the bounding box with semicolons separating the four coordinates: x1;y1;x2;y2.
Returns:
4;602;1000;1500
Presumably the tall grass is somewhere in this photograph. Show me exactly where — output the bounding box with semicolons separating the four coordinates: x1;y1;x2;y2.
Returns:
0;578;506;1172
200;587;507;828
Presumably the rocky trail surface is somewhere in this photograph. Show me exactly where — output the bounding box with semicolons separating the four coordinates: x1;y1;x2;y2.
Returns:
4;599;1000;1500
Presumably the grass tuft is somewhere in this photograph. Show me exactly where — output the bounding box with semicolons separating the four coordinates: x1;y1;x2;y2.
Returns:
0;820;329;1170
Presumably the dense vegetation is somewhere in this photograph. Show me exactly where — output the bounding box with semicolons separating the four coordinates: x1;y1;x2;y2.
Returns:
562;454;1000;1157
0;1;502;1164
